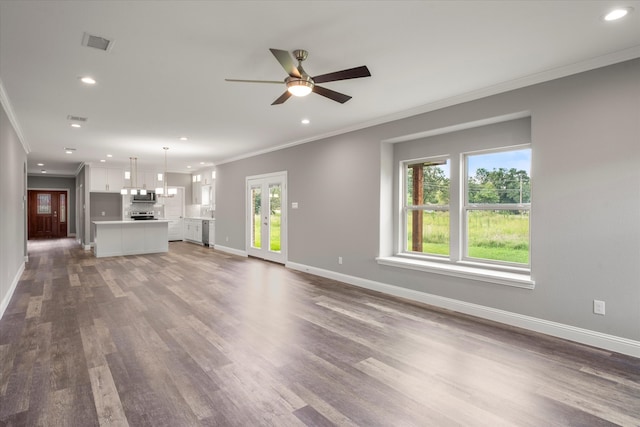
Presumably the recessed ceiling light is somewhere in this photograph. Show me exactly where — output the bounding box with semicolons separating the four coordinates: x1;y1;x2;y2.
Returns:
37;163;44;166
200;162;205;165
604;7;633;21
64;147;76;154
301;118;310;124
41;170;47;174
107;154;113;158
187;165;192;169
65;151;73;154
180;137;188;141
100;159;106;162
70;123;81;128
80;76;97;85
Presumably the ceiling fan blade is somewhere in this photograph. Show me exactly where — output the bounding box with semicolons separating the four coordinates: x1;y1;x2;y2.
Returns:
271;91;293;105
225;79;283;84
313;66;371;84
312;86;352;104
269;48;301;78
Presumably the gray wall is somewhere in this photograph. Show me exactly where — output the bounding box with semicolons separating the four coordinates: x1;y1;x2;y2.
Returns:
167;172;192;205
76;165;89;247
0;102;27;317
216;58;640;342
89;193;122;242
27;175;77;235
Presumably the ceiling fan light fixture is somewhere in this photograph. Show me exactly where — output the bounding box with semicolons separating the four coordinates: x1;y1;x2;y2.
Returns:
286;77;314;97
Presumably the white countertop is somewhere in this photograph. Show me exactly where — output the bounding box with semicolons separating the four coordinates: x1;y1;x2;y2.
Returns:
92;220;171;224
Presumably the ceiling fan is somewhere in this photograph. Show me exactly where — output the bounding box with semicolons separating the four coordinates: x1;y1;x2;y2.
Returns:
225;48;371;105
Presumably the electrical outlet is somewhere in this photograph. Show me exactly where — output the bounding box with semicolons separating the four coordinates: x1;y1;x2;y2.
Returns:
593;300;606;315
338;256;343;265
225;236;229;242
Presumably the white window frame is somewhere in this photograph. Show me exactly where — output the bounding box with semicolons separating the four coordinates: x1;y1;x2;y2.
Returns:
385;144;533;289
461;145;531;268
402;156;450;258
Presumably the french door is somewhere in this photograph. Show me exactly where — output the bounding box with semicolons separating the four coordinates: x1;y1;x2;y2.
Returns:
246;172;287;263
28;190;68;239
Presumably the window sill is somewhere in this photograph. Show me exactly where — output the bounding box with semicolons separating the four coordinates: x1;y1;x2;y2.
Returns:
376;255;534;289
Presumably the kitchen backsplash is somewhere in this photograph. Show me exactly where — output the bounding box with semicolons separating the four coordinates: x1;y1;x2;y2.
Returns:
183;204;215;218
122;198;164;219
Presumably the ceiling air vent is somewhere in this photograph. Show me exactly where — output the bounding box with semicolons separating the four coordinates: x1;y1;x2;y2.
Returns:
67;115;88;122
81;32;113;52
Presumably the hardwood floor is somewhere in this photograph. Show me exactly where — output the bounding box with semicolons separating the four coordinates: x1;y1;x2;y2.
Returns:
1;238;639;426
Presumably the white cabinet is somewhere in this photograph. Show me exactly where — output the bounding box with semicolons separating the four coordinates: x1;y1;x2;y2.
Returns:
91;167;125;193
191;174;202;204
201;185;211;207
167;219;183;241
184;219;202;243
93;220;169;257
140;171;158;190
208;220;215;247
125;170;158;191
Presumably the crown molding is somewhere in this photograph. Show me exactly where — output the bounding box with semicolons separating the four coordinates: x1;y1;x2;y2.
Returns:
0;77;30;154
217;45;640;166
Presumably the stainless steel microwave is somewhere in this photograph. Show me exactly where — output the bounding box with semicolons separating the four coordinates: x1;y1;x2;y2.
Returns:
132;192;156;203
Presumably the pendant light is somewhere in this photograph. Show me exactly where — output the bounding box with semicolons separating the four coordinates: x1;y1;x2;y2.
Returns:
156;147;177;197
120;157;146;195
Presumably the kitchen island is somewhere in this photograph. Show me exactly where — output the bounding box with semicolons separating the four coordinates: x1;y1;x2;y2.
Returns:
92;220;170;258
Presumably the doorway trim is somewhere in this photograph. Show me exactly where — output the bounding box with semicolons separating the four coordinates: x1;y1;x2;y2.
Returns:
27;188;70;239
245;171;288;264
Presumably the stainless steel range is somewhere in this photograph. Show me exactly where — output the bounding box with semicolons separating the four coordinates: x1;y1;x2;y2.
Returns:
130;211;157;220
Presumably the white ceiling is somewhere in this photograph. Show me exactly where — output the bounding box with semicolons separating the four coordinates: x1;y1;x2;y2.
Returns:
1;1;639;176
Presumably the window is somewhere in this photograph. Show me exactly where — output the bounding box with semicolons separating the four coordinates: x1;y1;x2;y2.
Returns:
37;193;51;214
464;147;531;266
380;117;533;287
60;194;66;223
400;145;531;268
404;158;450;256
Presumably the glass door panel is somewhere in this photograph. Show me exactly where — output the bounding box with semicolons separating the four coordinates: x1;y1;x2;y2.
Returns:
250;185;262;249
246;173;287;263
268;184;281;252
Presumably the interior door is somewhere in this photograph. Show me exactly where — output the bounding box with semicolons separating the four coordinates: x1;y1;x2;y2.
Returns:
161;187;185;241
246;172;287;263
28;190;68;239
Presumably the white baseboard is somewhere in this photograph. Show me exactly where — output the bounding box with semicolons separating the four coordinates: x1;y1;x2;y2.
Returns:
0;261;25;321
286;262;640;358
214;245;248;257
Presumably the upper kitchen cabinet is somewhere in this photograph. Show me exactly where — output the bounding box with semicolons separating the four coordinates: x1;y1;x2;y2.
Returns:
90;166;125;193
125;170;158;191
191;173;202;204
202;169;216;186
201;185;211;207
192;168;216;206
141;171;159;190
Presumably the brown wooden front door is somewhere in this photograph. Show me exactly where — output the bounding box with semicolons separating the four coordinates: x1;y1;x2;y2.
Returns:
28;190;68;239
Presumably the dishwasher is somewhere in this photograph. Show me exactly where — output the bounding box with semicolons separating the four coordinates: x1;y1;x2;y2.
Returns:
202;220;210;246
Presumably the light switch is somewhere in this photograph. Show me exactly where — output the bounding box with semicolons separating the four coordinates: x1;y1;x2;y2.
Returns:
292;202;299;209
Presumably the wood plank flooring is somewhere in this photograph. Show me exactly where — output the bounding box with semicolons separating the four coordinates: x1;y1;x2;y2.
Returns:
1;238;639;426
